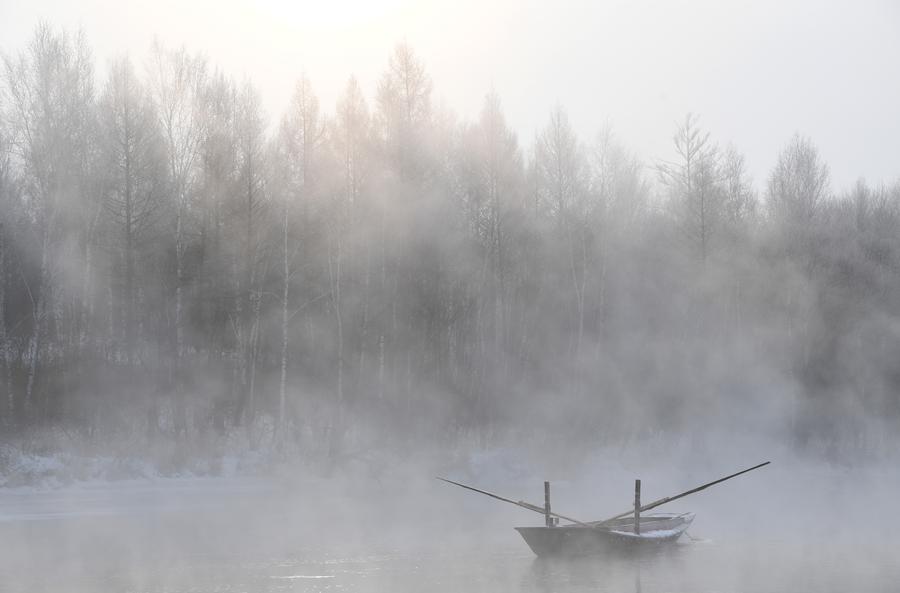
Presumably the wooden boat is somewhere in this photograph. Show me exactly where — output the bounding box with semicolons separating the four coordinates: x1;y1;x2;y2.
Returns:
515;512;695;556
438;461;768;557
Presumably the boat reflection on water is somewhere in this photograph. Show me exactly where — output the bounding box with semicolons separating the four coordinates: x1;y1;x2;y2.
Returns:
524;541;691;593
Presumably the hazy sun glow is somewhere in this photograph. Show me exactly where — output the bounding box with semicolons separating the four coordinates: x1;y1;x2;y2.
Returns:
252;0;409;28
0;0;898;186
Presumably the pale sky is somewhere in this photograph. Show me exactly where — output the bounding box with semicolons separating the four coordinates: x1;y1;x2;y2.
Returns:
1;0;898;191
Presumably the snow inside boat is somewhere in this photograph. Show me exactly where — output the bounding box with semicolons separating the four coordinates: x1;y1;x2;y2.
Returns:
515;512;695;556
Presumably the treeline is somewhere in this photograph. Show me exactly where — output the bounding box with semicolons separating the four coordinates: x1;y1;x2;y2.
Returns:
1;24;898;458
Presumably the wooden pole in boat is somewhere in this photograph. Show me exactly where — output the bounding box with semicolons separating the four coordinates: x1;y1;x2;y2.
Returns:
634;479;641;534
436;477;594;526
595;461;771;526
544;481;552;527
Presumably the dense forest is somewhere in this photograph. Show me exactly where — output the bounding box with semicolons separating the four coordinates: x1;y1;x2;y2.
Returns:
0;24;898;467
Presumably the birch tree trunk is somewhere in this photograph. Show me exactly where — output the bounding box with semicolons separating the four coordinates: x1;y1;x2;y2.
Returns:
0;223;9;420
327;226;344;455
173;187;186;436
25;225;51;420
278;197;290;441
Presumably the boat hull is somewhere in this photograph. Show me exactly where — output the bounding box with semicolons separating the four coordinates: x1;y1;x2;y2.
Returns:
515;512;694;557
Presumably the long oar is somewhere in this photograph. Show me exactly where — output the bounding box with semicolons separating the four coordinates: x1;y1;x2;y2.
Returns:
436;477;592;527
593;461;771;526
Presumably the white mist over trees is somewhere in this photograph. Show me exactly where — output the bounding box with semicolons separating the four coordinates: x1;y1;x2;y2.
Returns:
1;24;899;468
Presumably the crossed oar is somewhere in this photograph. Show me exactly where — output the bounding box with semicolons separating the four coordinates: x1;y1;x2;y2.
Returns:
438;461;770;527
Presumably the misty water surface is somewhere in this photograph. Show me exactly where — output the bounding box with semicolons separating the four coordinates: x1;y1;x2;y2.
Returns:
2;468;899;593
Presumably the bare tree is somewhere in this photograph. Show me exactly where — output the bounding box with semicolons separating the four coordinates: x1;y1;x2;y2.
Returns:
456;91;522;418
331;76;373;428
98;56;165;364
231;80;268;428
0;118;17;419
275;74;326;439
146;41;208;435
720;144;757;231
376;43;432;180
657;113;724;263
768;133;830;228
2;24;96;419
590;125;649;237
535;106;590;356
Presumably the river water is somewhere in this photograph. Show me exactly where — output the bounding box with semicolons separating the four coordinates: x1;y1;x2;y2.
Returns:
1;475;898;593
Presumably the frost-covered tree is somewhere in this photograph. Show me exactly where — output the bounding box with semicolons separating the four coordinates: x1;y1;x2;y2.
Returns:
146;41;208;435
376;43;432;181
2;24;96;418
98;56;166;364
231;80;268;427
455;92;523;415
720;145;757;234
658;113;724;263
273;74;326;438
0;116;19;419
589;126;649;238
534;106;591;356
768;133;830;228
